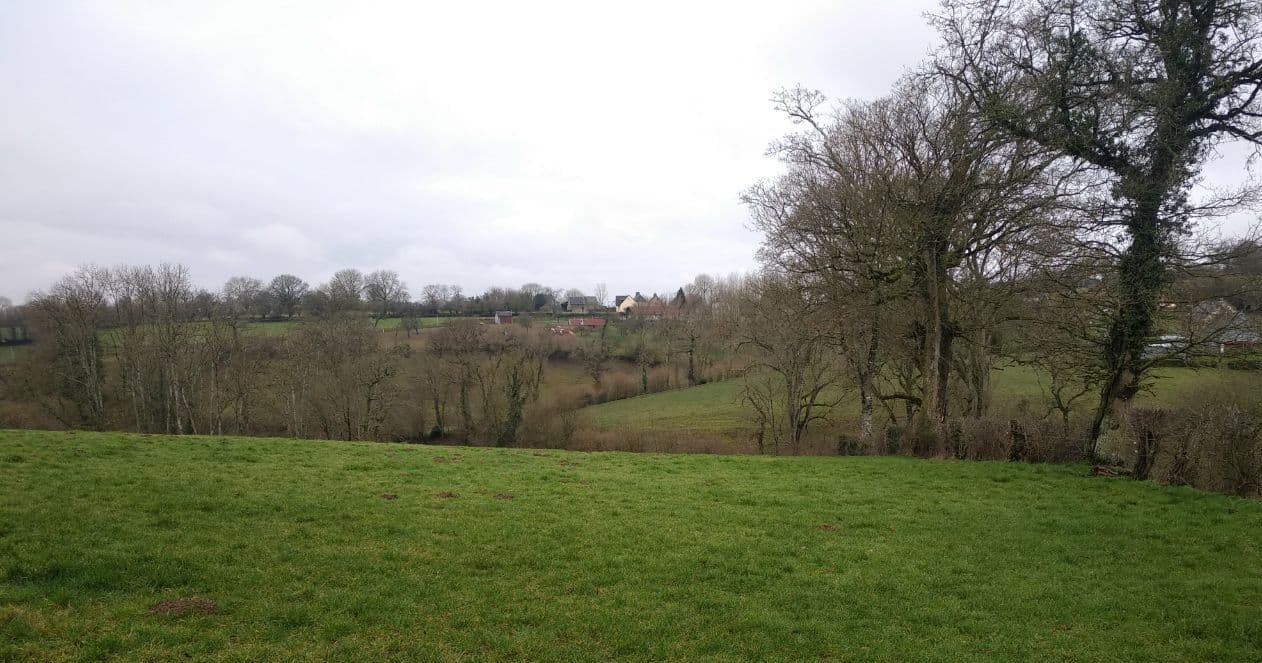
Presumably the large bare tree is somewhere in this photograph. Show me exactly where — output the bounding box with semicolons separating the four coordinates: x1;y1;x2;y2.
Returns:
937;0;1262;454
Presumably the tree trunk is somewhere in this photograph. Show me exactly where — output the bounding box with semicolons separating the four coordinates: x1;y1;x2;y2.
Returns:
1086;185;1167;458
920;245;954;440
857;317;881;446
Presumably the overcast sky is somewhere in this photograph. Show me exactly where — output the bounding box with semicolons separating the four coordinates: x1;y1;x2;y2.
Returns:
1;1;1255;303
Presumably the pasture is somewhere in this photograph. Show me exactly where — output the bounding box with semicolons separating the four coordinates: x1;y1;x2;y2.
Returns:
2;429;1260;662
580;363;1262;437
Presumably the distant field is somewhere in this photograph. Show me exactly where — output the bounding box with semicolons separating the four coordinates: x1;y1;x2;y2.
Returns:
247;315;463;334
83;316;470;345
0;345;29;365
581;364;1262;435
582;380;747;433
243;314;576;334
2;430;1260;661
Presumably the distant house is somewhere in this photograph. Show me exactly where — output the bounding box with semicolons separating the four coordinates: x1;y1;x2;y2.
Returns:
565;296;604;315
567;317;606;330
631;293;671;318
1190;300;1261;352
492;311;513;325
670;287;687;308
615;293;641;314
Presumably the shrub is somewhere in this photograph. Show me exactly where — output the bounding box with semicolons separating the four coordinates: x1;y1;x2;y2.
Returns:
945;419;965;459
836;432;864;456
1192;401;1262;497
1147;389;1262;498
958;417;1010;461
908;417;938;457
1225;358;1262;371
881;424;904;455
1126;408;1169;481
1161;428;1199;487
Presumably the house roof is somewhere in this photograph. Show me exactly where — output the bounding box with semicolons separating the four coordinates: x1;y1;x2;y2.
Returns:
568;296;602;308
1190;299;1261;344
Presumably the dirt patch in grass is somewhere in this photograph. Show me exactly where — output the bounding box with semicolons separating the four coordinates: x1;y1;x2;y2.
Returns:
149;597;218;617
436;491;458;499
494;493;514;500
816;524;839;532
380;494;398;500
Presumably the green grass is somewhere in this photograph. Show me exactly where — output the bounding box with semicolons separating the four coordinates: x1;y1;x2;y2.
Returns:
2;430;1261;662
582;364;1262;434
0;345;29;365
582;380;747;434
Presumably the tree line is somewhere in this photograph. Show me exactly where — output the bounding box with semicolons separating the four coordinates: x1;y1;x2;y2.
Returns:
0;263;733;445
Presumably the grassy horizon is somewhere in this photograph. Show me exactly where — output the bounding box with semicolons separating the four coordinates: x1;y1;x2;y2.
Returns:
2;429;1261;661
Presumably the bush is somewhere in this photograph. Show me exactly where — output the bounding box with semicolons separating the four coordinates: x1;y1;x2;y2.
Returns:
881;424;904;455
908;417;938;457
1126;408;1169;481
836;432;863;456
958;417;1010;461
944;416;1082;464
1225;358;1262;371
1184;395;1262;498
1118;389;1262;498
1018;420;1083;464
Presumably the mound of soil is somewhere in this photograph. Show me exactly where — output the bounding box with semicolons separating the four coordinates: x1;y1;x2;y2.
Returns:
149;597;218;617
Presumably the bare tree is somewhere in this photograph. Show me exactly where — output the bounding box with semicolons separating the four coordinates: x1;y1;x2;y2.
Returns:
684;274;717;306
937;0;1262;455
734;273;846;454
327;268;365;313
269;274;308;319
577;319;613;388
26;267;110;427
223;276;266;319
428;320;484;435
363;269;409;325
284;316;404;440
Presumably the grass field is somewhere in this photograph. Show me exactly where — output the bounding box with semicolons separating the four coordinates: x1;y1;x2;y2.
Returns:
2;430;1261;662
581;364;1262;435
0;345;29;365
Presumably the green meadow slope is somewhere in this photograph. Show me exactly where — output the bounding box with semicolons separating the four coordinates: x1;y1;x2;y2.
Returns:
2;430;1260;662
580;364;1262;435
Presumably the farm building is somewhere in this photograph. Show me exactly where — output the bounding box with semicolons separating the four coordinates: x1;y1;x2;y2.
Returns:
564;296;605;314
492;311;513;325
